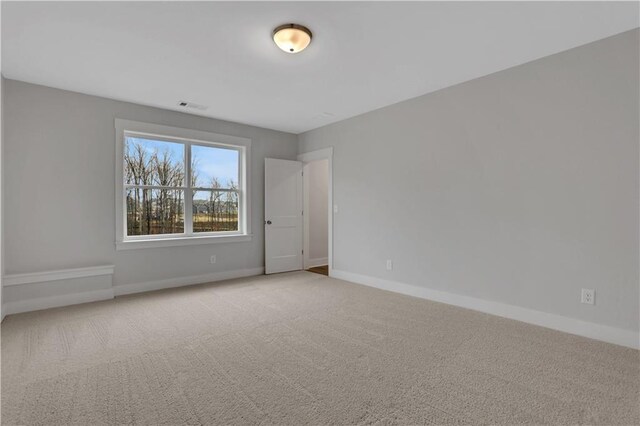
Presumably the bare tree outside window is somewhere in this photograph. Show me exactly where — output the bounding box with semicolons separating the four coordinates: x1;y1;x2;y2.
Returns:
124;136;239;236
192;144;239;232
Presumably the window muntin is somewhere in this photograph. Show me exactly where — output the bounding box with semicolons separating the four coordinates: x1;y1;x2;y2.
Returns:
122;132;245;240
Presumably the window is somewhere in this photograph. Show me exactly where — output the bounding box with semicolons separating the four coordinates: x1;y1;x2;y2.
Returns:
115;120;251;249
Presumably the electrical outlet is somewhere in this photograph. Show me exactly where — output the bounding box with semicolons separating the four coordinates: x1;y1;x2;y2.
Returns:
333;205;338;214
386;259;393;271
581;288;595;305
210;255;216;264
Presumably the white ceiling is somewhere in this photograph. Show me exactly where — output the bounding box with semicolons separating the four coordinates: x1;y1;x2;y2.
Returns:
2;2;638;134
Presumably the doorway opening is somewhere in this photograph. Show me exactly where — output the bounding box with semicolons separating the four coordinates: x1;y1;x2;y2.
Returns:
303;159;329;275
298;148;333;276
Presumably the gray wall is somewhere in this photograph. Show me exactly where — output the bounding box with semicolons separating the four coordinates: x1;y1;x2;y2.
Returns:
3;79;298;287
299;29;640;332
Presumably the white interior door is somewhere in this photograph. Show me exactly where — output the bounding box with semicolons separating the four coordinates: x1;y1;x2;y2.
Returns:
265;158;303;274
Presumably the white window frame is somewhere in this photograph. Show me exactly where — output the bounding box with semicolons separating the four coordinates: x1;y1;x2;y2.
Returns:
115;119;252;250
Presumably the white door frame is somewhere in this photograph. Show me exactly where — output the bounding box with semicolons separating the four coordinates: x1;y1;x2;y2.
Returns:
297;147;334;276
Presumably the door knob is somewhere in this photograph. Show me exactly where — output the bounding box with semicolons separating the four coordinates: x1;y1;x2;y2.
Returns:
266;220;272;225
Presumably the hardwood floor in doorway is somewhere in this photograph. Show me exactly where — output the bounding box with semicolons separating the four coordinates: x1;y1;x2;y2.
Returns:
307;265;328;276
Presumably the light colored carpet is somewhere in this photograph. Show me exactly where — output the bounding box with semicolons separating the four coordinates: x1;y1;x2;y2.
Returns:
1;271;638;425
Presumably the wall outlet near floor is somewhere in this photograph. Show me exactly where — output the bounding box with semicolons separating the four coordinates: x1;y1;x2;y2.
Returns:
581;288;595;305
333;205;338;214
210;255;217;264
386;259;393;271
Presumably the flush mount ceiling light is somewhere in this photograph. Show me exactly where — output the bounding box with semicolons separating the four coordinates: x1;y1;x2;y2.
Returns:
272;24;312;53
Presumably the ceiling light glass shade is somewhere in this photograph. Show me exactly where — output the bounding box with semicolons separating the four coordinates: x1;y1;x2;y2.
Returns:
273;24;312;53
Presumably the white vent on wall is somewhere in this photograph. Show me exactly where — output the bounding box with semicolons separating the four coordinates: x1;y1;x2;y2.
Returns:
178;101;208;111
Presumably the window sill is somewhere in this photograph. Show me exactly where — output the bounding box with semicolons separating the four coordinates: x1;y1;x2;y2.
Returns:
116;234;253;250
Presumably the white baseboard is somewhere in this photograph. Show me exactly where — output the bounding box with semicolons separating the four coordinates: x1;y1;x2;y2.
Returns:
306;257;328;269
3;288;115;316
114;267;265;296
331;269;639;350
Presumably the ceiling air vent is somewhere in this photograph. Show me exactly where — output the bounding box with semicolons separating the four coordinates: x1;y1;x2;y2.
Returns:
312;112;335;120
178;101;208;111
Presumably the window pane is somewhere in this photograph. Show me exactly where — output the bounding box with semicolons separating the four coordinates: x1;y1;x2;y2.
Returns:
126;188;185;235
191;145;239;189
124;136;185;187
192;190;239;232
